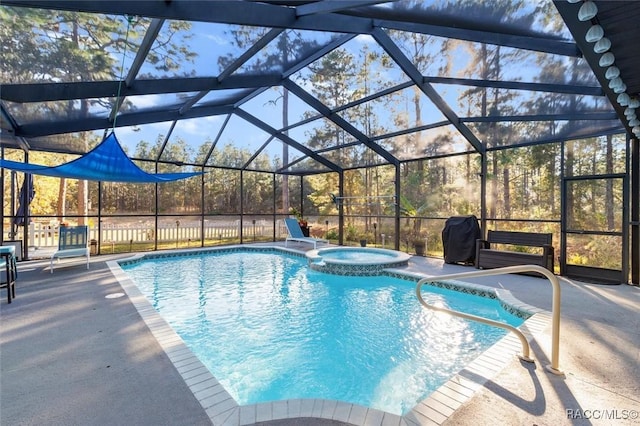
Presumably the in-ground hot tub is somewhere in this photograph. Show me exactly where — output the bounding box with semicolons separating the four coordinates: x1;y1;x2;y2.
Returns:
306;246;411;275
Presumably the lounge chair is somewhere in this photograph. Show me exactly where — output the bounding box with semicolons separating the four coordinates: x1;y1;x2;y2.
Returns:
284;218;328;250
50;225;90;273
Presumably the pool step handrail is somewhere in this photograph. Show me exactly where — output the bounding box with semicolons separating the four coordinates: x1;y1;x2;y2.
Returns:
415;285;534;363
415;264;563;375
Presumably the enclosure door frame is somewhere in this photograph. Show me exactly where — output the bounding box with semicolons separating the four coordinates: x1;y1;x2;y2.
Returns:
561;173;628;284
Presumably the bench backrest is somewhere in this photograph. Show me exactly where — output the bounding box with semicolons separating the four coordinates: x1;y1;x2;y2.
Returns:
487;230;552;247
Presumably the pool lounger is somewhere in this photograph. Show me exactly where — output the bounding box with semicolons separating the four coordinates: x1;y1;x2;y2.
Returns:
284;218;328;249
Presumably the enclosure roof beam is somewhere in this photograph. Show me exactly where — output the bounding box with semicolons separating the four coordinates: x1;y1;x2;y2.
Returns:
16;104;235;139
218;28;285;82
363;22;578;58
372;27;485;154
5;1;578;57
242;135;275;170
332;81;415;113
225;33;357;117
109;18;166;123
295;1;390;17
234;108;342;173
1;104;18;136
371;121;450;142
277;155;308;174
490;124;627;150
423;76;603;96
127;18;165;87
0;106;31;150
180;28;285;116
154;120;177;163
202;114;231;166
0;74;284;104
279;81;414;134
282;33;357;79
461;112;618;123
283;79;399;166
4;0;372;34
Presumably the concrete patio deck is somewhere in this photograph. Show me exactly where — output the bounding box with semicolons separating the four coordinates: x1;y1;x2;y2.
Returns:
1;243;638;425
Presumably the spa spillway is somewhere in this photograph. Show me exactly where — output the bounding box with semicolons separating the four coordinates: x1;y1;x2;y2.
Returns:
306;246;411;275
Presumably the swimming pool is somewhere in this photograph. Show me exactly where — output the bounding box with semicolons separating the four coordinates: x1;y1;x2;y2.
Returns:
119;247;528;417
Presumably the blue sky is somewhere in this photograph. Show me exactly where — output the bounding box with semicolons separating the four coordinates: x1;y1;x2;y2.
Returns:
92;11;605;169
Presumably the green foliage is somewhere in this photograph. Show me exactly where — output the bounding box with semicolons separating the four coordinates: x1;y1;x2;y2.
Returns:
359;230;375;242
325;229;339;240
399;194;428;217
345;223;358;241
289;206;302;220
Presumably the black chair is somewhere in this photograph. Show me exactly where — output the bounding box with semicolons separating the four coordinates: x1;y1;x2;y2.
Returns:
0;246;18;303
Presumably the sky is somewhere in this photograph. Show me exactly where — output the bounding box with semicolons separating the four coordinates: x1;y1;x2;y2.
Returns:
83;8;607;170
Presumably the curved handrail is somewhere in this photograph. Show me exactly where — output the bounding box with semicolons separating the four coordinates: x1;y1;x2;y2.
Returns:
416;265;563;375
415;285;534;363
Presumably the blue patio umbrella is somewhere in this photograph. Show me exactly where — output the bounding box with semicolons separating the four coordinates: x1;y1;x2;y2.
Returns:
13;173;34;226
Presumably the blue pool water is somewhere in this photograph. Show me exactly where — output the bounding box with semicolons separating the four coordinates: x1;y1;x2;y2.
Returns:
121;250;524;415
317;248;399;262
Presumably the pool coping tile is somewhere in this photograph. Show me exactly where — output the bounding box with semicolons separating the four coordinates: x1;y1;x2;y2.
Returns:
108;246;552;426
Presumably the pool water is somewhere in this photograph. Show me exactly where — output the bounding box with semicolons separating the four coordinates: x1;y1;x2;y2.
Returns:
318;248;398;262
306;247;410;275
122;250;524;415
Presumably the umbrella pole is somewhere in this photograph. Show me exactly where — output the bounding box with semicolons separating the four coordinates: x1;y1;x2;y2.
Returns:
10;171;16;239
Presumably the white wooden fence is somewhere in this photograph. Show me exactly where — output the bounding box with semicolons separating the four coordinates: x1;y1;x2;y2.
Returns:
26;220;278;248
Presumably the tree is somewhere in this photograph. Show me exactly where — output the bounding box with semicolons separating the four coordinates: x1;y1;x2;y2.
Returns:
1;8;195;223
218;27;335;214
304;46;396;222
605;135;614;230
450;1;533;220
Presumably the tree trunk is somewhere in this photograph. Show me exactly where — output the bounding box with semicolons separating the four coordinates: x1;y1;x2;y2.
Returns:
548;146;556;216
74;20;89;226
565;140;575;225
78;178;88;225
591;147;597;214
503;164;510;218
57;178;66;223
490;153;498;219
282;88;289;214
606;135;614;230
523;168;529;210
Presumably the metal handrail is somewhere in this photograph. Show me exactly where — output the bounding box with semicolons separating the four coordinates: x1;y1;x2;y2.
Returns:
416;265;563;375
415;285;534;363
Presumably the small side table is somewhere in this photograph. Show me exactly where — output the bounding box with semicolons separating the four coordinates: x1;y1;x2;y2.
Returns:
0;245;17;303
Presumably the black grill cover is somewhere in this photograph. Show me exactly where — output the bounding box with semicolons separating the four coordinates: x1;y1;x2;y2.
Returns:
442;215;481;264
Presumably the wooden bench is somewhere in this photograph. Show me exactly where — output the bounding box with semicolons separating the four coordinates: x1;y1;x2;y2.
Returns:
475;230;554;273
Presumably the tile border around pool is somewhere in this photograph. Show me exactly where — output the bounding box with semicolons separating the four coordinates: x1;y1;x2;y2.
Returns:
108;245;551;426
